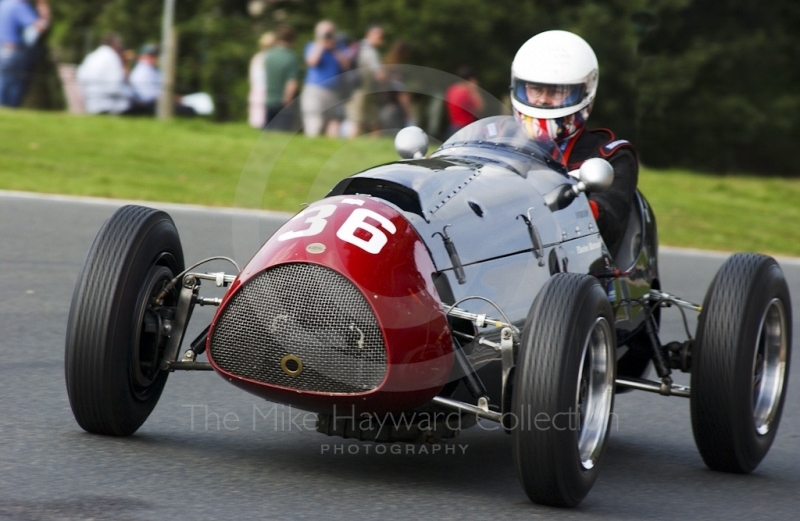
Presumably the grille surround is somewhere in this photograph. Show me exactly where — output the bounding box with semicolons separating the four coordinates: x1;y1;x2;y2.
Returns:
209;263;387;394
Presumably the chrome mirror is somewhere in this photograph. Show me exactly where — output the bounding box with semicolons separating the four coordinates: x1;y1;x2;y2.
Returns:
394;126;429;160
573;158;614;194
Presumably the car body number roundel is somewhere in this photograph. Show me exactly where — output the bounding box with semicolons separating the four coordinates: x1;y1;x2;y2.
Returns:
277;202;396;254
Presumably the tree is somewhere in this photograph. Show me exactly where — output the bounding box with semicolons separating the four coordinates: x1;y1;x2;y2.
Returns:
44;0;800;174
637;0;800;174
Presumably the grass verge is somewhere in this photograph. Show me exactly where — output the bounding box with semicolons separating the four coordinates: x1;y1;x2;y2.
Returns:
1;109;798;257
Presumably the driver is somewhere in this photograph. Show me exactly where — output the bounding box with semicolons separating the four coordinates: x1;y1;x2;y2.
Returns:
510;30;638;256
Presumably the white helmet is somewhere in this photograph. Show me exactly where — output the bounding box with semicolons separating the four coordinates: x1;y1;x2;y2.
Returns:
510;31;599;141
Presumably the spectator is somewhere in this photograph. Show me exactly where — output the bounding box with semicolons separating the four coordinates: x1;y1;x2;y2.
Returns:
444;66;484;138
76;32;132;115
128;43;162;114
337;31;359;74
248;31;275;128
264;25;298;131
126;43;206;117
334;30;358;135
0;0;50;107
379;40;413;131
300;20;349;137
345;24;385;137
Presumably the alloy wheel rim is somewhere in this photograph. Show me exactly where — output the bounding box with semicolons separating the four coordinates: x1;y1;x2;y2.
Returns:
752;298;788;436
576;317;614;470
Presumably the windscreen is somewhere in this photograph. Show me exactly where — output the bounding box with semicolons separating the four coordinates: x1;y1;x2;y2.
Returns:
438;116;563;166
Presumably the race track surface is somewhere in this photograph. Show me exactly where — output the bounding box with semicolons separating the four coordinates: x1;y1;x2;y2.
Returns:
1;192;798;520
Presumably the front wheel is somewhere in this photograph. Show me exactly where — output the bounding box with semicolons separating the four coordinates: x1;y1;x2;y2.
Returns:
512;273;616;507
65;205;184;436
691;253;792;473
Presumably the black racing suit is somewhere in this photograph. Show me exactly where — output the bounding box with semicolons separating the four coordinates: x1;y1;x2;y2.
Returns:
561;128;639;257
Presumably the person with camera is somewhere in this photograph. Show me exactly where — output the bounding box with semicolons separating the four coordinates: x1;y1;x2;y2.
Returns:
300;20;350;137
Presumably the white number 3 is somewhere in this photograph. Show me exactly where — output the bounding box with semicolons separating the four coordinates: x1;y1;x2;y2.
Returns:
277;204;337;242
277;204;396;255
336;208;397;254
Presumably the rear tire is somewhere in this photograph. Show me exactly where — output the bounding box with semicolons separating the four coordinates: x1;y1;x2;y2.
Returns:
65;205;184;436
691;253;791;473
512;273;616;507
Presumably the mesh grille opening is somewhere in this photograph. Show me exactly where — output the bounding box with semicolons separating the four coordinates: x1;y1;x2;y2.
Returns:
209;263;387;393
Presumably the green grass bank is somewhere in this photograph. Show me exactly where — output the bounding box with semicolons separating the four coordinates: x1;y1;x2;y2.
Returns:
1;109;798;257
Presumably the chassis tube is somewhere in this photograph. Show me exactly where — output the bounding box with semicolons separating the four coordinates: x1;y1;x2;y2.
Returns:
616;376;690;398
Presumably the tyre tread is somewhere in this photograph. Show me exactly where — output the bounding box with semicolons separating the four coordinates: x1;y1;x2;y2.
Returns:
692;253;791;472
513;273;614;507
65;205;183;436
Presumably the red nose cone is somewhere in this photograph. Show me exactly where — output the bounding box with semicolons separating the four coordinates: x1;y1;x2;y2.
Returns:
207;196;454;414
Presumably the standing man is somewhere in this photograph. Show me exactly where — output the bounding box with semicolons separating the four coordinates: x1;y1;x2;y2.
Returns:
300;20;350;137
128;43;162;114
0;0;50;107
345;24;385;137
264;25;298;131
76;33;132;115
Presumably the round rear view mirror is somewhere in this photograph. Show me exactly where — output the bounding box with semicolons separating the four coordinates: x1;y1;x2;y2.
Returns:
394;126;429;160
577;158;614;193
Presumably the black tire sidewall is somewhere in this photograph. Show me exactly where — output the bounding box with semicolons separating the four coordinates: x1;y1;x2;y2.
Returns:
512;273;616;507
65;206;184;436
692;255;792;472
109;220;182;417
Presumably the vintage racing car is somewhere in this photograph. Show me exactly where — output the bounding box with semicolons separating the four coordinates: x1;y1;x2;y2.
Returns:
65;116;792;507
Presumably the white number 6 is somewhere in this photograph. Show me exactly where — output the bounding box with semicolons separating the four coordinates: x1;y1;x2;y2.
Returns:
336;208;397;254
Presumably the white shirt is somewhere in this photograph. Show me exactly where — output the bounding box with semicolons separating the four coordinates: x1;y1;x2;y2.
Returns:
76;45;131;114
356;40;382;90
129;60;162;104
248;50;267;128
357;40;381;73
248;50;267;102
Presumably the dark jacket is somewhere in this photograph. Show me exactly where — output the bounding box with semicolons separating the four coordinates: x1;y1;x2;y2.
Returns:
562;128;639;256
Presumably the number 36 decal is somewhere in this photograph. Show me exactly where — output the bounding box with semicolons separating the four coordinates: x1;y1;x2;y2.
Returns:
277;200;397;255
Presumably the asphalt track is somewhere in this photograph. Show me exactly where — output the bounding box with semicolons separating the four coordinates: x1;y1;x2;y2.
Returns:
1;191;798;521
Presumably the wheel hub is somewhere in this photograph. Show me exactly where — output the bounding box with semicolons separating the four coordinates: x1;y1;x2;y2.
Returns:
131;265;176;396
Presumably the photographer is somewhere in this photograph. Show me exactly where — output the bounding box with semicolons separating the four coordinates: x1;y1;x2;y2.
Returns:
300;20;350;137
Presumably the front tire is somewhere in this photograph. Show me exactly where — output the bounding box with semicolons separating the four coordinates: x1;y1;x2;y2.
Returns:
512;273;616;507
65;205;184;436
691;253;791;473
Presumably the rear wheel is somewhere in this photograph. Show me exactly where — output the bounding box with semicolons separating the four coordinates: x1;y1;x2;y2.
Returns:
512;273;616;507
65;205;184;436
691;253;791;473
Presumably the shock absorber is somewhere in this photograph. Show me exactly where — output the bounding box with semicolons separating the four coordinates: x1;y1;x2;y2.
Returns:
644;313;671;379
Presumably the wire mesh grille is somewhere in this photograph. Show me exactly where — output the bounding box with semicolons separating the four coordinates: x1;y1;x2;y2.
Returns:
209;263;387;393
